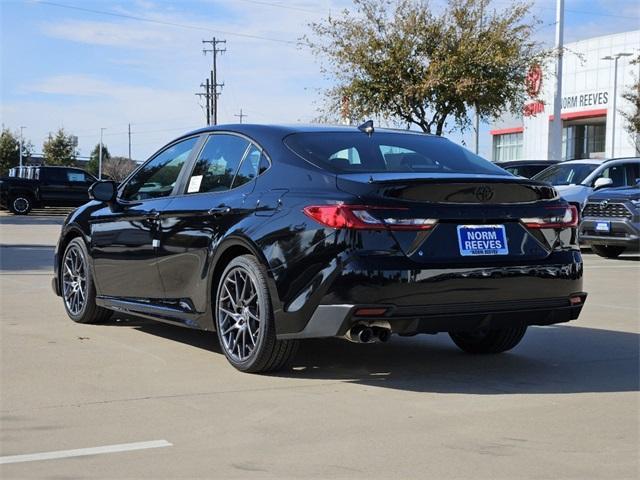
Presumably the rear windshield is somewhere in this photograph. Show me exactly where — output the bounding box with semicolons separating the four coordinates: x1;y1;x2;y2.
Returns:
284;132;509;176
532;163;599;185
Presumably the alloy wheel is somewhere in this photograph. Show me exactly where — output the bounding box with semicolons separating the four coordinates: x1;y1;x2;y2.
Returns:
62;245;87;316
13;197;29;213
217;266;261;362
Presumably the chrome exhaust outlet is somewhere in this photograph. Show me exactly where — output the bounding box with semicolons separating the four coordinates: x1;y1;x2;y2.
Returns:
373;327;391;343
345;324;375;343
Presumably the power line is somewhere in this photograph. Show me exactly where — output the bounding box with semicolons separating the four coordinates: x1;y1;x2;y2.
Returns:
35;0;299;45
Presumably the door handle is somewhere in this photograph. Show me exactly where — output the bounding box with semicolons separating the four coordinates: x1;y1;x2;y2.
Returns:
208;205;231;216
147;209;160;220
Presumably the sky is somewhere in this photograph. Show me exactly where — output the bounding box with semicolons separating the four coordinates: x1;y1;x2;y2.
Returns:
1;0;639;161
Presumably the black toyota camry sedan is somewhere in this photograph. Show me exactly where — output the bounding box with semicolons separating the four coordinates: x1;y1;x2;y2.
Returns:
52;123;586;373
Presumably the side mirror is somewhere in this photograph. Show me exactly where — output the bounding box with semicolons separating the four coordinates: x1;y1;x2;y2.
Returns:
593;177;613;190
89;180;117;203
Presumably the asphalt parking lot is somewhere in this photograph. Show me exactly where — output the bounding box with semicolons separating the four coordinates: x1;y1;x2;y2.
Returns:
0;209;638;479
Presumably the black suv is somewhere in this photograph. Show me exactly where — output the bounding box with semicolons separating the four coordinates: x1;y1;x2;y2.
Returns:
579;184;640;258
0;166;97;214
52;124;586;373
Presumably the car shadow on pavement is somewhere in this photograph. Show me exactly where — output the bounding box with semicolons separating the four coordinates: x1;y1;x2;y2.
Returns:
0;245;55;271
109;315;638;395
0;213;67;225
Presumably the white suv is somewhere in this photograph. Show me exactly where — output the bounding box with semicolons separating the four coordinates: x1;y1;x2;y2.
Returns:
533;158;640;209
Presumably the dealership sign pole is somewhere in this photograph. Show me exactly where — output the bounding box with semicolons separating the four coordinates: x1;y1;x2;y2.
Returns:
548;0;564;161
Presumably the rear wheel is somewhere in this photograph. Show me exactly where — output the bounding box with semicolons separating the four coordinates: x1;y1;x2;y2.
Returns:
9;194;32;215
591;245;625;258
449;325;527;354
216;255;298;373
62;238;111;324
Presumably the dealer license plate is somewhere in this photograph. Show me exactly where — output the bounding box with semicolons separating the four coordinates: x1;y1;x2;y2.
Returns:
457;225;509;256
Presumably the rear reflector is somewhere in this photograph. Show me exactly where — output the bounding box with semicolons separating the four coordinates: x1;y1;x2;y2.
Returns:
303;205;437;231
354;307;388;316
521;205;579;229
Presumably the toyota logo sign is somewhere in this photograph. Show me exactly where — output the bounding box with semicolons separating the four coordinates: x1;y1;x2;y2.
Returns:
475;186;494;202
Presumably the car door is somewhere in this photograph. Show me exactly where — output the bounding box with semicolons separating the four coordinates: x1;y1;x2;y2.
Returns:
156;133;267;318
66;169;96;206
39;168;69;205
89;136;200;300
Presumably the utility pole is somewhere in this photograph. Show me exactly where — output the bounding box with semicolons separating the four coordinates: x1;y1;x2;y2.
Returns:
99;127;106;180
19;126;26;167
195;78;212;125
128;123;132;161
202;37;226;125
602;52;632;158
548;0;564;160
235;108;247;124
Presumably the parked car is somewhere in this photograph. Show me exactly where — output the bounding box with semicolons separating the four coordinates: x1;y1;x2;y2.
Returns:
579;184;640;258
52;124;586;373
0;166;97;214
532;157;640;212
496;160;560;178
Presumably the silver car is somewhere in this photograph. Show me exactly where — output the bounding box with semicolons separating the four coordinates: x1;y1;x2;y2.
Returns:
532;157;640;211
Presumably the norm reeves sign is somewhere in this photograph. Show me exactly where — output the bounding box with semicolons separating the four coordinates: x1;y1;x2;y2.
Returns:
561;91;609;110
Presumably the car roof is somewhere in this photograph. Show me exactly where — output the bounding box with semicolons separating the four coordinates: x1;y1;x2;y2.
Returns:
496;160;560;166
176;123;441;141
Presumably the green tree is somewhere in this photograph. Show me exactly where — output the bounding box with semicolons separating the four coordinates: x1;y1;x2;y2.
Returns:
306;0;545;134
86;143;111;176
43;128;78;166
620;55;640;154
0;128;33;176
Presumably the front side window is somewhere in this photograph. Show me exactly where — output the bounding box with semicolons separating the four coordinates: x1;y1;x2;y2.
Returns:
533;163;599;186
67;170;91;183
285;132;508;176
186;134;253;194
599;163;640;187
122;137;197;201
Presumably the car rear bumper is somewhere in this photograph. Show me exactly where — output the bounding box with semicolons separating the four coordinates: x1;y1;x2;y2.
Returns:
274;250;585;339
579;218;640;248
279;294;586;339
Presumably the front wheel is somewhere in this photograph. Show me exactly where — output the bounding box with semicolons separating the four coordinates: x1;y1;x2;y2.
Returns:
449;325;527;354
591;245;625;258
9;194;32;215
61;238;112;324
216;255;298;373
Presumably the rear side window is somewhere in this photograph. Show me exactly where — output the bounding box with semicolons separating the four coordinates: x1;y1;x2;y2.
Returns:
186;134;259;194
284;132;508;175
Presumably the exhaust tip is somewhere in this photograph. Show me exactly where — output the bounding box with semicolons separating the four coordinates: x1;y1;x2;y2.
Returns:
358;327;374;343
375;327;391;343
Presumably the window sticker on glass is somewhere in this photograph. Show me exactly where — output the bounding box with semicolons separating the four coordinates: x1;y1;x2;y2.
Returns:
188;175;203;193
68;172;85;182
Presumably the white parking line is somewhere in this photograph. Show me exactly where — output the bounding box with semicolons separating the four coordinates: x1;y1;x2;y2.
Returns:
0;440;172;465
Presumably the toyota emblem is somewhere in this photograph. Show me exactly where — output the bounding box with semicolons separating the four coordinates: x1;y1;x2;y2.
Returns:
600;200;609;210
475;185;494;202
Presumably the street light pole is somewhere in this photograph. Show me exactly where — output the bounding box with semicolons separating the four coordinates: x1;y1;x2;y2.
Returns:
99;128;106;180
19;126;26;168
548;0;564;161
602;52;632;158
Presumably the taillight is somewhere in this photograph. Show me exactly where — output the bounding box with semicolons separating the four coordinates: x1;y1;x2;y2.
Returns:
521;205;579;229
303;205;437;231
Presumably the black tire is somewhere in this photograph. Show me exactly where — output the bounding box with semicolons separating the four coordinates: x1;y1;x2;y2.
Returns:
449;325;527;354
215;254;298;373
9;194;33;215
591;245;625;259
61;238;112;324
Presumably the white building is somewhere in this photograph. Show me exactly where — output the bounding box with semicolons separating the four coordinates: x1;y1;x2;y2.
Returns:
490;30;639;162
